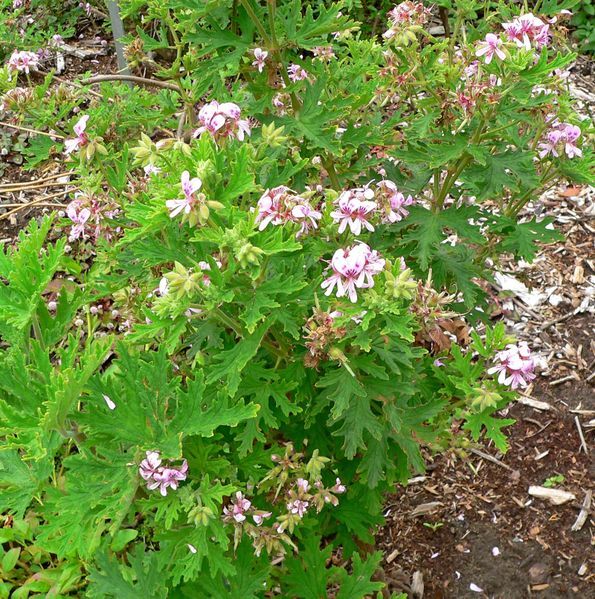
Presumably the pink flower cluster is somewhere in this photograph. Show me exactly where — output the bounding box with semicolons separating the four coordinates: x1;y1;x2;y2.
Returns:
166;171;203;218
312;46;335;61
287;63;309;83
321;243;385;303
538;122;582;159
65;192;117;242
193;101;251;142
139;450;188;497
376;180;414;223
502;13;550;50
222;491;272;526
383;2;432;40
64;114;90;155
7;50;39;74
487;342;536;389
331;187;376;235
255;186;322;238
279;477;346;531
331;181;415;233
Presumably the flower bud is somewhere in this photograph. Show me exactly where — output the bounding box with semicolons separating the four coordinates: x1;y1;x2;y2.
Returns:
261;123;288;148
235;242;264;268
385;267;417;300
189;504;214;527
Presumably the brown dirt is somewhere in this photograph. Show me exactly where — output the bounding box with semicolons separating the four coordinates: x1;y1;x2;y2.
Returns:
377;380;593;598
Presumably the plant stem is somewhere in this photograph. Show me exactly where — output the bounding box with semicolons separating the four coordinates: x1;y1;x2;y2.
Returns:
322;156;341;190
239;0;272;46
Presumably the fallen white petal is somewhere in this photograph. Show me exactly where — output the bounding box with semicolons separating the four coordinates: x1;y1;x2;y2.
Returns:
492;547;500;556
469;583;483;592
102;394;116;410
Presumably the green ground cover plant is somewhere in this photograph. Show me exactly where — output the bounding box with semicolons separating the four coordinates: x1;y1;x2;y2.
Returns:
0;0;592;596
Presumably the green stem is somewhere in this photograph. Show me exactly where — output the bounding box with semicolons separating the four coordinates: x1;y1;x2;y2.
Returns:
31;315;44;347
322;156;341;190
239;0;272;46
434;114;490;211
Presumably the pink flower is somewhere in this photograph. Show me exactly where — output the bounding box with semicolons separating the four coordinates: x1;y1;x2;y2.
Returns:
487;342;536;389
158;277;169;296
223;491;252;523
287;63;309;82
252;511;272;526
64;114;90;155
148;462;188;496
475;33;506;64
255;186;321;238
502;14;549;50
66;200;91;241
139;451;188;496
251;47;268;72
64;192;115;242
332;478;346;494
464;60;480;79
272;93;289;113
166;171;202;218
287;499;309;518
143;164;161;177
291;203;322;238
296;478;310;493
321;243;385;303
538;122;582;159
376;180;414;223
7;50;39;74
139;450;162;481
193;100;251;142
330;187;377;235
12;0;24;8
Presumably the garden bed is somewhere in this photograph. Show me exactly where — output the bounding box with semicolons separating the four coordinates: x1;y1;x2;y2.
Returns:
0;2;595;599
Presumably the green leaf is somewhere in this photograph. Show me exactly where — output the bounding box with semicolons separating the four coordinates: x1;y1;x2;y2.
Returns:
333;393;383;459
88;545;167;598
1;547;20;574
282;535;333;599
206;324;268;396
400;205;484;271
460;150;538;200
317;368;367;420
494;216;562;261
336;552;384;598
110;529;139;552
463;410;515;453
195;540;270;598
239;273;307;333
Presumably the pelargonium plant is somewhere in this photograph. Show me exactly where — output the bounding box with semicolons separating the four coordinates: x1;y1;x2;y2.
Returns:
0;0;592;596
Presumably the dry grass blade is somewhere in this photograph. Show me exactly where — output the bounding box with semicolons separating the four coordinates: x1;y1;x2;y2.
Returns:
0;189;77;221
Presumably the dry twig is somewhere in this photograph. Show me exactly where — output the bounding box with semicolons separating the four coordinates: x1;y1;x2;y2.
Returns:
571;490;592;532
574;416;589;454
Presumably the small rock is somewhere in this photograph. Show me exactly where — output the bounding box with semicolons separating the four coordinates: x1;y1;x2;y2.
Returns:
529;562;550;584
528;486;576;505
411;570;424;598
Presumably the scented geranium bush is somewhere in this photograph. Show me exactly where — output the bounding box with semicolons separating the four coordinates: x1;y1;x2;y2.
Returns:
0;0;593;595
